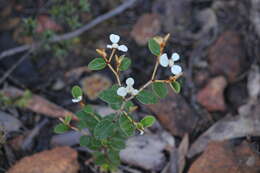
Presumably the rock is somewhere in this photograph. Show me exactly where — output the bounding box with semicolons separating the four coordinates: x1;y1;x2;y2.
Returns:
1;87;77;120
0;17;20;31
80;74;111;100
250;0;260;37
36;15;62;33
168;134;189;173
147;91;198;137
131;13;161;45
208;31;245;82
196;76;227;112
0;111;21;133
120;134;169;171
226;81;248;109
188;101;260;158
247;65;260;99
52;79;65;91
152;0;192;40
7;147;79;173
188;141;260;173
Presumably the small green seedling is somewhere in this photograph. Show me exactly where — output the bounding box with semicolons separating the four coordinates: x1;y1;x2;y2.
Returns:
55;33;183;171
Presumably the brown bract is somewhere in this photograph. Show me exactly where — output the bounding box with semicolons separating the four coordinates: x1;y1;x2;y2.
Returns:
7;147;79;173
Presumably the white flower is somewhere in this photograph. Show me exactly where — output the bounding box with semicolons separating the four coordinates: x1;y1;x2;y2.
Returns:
138;129;144;135
72;96;82;103
159;52;182;75
117;77;138;97
107;34;128;52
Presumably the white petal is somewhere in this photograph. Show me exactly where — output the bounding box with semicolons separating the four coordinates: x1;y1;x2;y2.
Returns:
171;52;180;61
171;65;182;75
126;77;134;86
118;45;128;52
112;43;119;49
159;53;169;67
72;96;82;103
117;87;127;97
109;34;120;44
107;44;113;49
132;89;139;95
126;85;132;93
139;129;144;135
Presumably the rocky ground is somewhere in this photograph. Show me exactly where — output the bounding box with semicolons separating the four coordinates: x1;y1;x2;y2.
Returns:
0;0;260;173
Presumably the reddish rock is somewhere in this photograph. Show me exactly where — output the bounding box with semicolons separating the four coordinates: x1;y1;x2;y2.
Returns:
7;147;79;173
197;76;227;112
208;31;244;82
147;91;198;137
36;15;62;33
188;141;260;173
131;13;161;45
80;74;111;100
1;87;77;120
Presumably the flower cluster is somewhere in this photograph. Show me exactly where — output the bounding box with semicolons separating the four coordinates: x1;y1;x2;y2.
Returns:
107;34;128;52
59;33;183;171
117;77;138;97
159;52;182;75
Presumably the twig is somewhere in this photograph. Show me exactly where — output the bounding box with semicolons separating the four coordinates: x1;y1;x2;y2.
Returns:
0;49;34;85
0;0;137;61
21;118;49;150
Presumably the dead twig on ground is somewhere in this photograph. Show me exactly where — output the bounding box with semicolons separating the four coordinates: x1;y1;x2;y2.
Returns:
0;0;137;61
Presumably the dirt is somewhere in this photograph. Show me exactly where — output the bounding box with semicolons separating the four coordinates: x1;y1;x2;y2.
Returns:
0;0;259;173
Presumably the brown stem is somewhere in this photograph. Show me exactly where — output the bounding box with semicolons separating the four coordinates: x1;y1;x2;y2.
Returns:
108;49;116;62
107;64;121;86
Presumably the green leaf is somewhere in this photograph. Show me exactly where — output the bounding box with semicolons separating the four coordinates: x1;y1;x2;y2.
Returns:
54;123;69;134
94;119;116;140
136;90;158;104
140;115;156;127
170;81;181;93
79;135;102;150
93;152;107;166
119;57;131;71
124;101;135;112
71;85;82;98
119;114;135;136
99;85;122;104
152;82;168;98
64;115;72;124
108;149;120;166
79;135;91;147
83;105;94;114
88;58;106;70
109;101;122;110
76;110;99;131
108;137;126;151
148;38;160;56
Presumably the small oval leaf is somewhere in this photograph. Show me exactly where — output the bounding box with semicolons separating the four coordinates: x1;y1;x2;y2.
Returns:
94;120;116;140
140;115;156;127
148;38;160;56
71;85;82;98
170;81;181;93
119;57;131;71
88;58;106;70
119;114;135;137
54;123;69;134
152;82;168;98
136;90;158;104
